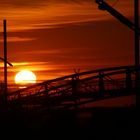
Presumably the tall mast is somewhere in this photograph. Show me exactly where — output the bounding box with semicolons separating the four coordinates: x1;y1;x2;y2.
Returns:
3;19;8;98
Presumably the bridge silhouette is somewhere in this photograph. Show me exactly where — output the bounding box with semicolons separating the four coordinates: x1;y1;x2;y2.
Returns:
0;65;138;139
7;65;140;111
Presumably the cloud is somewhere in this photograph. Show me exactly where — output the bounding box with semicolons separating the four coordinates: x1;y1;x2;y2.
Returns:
0;0;110;31
0;0;46;8
0;0;133;32
0;37;35;42
22;50;61;55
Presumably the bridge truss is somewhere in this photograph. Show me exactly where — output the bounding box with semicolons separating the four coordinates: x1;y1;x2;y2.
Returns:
7;65;140;111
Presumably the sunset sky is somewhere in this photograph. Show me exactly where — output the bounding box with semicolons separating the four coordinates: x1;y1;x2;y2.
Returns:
0;0;139;86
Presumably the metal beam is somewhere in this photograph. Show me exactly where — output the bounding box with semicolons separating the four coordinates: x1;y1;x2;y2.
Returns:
134;0;140;106
95;0;136;31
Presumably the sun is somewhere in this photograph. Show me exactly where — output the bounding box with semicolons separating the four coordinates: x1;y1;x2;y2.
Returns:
15;70;37;85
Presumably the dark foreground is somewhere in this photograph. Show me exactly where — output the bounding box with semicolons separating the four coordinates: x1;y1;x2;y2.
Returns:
0;106;139;139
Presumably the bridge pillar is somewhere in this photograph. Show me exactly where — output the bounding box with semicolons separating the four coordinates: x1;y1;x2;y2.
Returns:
44;83;49;96
98;72;105;97
125;68;132;91
72;74;79;107
44;84;51;110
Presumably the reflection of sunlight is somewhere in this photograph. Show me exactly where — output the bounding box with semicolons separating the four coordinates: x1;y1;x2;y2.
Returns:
16;81;37;89
19;86;27;89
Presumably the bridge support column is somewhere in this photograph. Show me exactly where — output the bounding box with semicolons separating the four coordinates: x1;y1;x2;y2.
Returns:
98;72;105;97
72;75;79;108
44;84;51;110
125;68;132;92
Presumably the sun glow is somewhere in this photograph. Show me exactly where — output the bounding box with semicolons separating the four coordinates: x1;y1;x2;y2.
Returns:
15;70;37;85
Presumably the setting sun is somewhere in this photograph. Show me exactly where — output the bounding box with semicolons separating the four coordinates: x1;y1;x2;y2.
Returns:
15;70;37;84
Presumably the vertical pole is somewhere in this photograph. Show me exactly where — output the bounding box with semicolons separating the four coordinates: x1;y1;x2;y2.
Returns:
134;0;140;106
3;19;7;99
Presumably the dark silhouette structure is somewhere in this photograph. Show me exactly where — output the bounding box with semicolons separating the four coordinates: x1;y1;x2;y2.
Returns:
95;0;140;106
0;20;13;106
7;65;139;110
1;66;138;139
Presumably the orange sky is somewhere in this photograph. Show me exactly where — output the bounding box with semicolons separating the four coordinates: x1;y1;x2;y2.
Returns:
0;0;139;86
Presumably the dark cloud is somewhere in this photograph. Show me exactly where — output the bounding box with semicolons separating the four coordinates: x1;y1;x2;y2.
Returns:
0;0;45;7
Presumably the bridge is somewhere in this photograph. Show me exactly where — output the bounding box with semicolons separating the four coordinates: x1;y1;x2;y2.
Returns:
7;65;140;111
